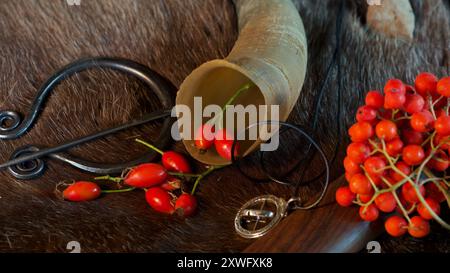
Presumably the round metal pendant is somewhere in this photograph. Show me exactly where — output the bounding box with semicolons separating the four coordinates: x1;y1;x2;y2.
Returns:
234;195;288;239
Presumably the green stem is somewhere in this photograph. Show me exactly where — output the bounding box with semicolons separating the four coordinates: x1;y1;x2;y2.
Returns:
94;175;123;183
135;139;164;155
428;95;437;120
207;83;254;128
376;139;450;230
191;165;227;195
102;187;136;194
168;171;201;178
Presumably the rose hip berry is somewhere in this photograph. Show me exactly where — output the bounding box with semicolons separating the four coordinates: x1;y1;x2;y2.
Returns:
125;163;168;188
63;181;101;202
214;129;240;160
145;187;175;214
195;123;216;151
175;193;198;217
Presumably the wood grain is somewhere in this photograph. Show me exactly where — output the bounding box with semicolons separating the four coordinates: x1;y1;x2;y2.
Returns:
245;176;384;253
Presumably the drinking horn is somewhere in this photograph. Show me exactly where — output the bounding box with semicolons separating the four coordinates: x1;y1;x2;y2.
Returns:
175;0;308;165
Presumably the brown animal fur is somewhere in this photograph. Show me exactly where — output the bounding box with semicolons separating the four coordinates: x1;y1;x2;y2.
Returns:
0;0;449;252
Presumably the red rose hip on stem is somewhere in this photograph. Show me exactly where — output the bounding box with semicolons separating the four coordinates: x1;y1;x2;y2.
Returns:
175;193;198;217
161;176;182;191
195;123;216;151
214;129;239;160
63;181;101;202
125;163;168;188
162;151;191;173
145;187;175;214
136;140;192;173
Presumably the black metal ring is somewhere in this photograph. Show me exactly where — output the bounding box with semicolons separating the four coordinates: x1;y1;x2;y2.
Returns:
1;57;174;179
230;121;330;210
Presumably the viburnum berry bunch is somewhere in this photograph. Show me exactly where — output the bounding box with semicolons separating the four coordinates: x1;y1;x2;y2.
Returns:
337;72;450;238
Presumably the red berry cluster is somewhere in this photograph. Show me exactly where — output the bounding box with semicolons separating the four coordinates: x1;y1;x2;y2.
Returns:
61;140;200;217
59;84;253;218
336;73;450;238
